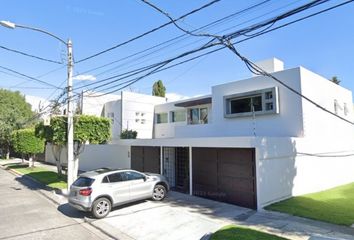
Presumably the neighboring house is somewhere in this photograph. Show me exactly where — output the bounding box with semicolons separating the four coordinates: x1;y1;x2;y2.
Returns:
57;58;354;210
80;90;166;140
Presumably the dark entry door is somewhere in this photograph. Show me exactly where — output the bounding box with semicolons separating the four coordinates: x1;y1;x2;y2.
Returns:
192;147;257;209
131;146;160;174
175;147;189;194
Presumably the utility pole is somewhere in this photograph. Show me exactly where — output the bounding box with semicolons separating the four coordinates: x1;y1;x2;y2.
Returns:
66;39;75;190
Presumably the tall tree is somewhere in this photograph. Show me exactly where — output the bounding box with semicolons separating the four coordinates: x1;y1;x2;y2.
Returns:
330;76;341;85
152;80;166;97
35;115;111;177
0;89;34;159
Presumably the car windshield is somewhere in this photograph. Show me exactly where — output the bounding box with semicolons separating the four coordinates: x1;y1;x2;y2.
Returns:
73;177;95;187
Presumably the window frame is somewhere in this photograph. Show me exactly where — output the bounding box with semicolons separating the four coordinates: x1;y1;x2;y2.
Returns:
156;112;168;124
224;87;279;118
170;110;186;123
187;106;208;125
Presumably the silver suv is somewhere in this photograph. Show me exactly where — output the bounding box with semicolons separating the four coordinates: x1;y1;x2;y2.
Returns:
68;168;169;218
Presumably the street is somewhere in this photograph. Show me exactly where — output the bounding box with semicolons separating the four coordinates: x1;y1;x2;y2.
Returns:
0;167;111;240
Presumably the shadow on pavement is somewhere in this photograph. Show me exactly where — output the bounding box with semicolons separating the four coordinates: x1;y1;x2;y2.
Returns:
57;203;88;219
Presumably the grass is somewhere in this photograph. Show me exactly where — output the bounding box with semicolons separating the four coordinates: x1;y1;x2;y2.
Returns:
211;225;288;240
6;163;67;189
265;182;354;226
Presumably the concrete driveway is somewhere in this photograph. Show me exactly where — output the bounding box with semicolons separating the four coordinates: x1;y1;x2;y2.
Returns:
85;192;251;240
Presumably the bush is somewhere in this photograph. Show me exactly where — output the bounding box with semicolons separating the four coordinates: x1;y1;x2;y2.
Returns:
11;128;45;158
120;129;137;139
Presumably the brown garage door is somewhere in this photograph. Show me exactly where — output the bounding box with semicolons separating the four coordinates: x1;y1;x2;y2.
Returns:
131;146;160;174
192;147;257;209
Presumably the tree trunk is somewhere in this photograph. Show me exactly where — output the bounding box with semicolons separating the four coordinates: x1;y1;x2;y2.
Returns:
29;156;34;168
56;160;63;176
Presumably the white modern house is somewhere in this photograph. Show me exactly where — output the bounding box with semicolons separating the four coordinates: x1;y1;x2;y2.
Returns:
49;58;354;210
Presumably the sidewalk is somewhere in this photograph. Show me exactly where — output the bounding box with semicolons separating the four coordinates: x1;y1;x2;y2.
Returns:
1;158;354;240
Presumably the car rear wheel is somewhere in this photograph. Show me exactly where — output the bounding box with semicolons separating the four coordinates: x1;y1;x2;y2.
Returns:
92;197;111;219
152;184;166;201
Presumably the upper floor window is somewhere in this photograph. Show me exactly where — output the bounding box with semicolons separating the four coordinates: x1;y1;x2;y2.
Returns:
171;110;186;122
224;87;279;118
156;113;168;124
188;107;208;125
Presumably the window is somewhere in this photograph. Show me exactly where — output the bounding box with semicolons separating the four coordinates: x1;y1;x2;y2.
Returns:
224;87;278;118
171;110;186;122
188;107;208;124
73;177;95;187
107;173;126;183
156;113;168;124
125;171;145;181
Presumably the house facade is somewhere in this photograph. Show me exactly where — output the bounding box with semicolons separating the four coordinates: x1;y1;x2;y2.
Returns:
53;58;354;210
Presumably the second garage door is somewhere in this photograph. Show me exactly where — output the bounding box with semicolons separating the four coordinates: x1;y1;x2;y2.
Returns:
192;147;257;209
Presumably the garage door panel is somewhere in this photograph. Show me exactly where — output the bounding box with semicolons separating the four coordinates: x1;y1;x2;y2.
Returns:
218;176;255;193
143;147;160;173
192;147;256;209
218;163;254;178
131;146;144;172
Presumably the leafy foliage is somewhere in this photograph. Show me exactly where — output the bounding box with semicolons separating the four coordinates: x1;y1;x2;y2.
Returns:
330;76;341;85
35;115;111;145
120;129;138;139
11;128;45;156
0;89;34;158
152;80;166;97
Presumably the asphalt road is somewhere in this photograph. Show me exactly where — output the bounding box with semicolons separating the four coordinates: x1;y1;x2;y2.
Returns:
0;167;111;240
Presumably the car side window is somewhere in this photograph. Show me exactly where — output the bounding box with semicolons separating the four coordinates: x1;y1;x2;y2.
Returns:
107;173;125;183
125;171;145;181
102;176;109;183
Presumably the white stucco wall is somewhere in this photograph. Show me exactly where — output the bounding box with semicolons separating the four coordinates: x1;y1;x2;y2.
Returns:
45;143;130;171
120;91;166;139
299;67;354;138
81;91;120;116
103;99;122;141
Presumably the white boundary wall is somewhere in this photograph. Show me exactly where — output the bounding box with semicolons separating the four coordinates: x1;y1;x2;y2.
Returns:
45;143;130;172
114;136;354;209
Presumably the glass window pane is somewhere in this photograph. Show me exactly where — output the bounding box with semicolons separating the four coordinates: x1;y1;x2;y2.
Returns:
156;113;168;123
125;171;145;181
108;173;125;182
252;96;262;112
171;110;186;122
189;108;199;124
200;108;208;124
230;98;251;113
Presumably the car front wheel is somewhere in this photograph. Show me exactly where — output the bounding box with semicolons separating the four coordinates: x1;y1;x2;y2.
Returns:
92;197;111;219
152;184;166;201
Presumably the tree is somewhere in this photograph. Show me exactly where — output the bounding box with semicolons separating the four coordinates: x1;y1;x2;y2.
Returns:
35;115;111;177
11;128;45;166
330;76;341;85
120;129;138;139
0;89;34;159
152;80;166;97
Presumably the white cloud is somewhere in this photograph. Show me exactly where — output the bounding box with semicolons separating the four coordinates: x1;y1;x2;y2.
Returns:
73;74;96;81
165;92;189;102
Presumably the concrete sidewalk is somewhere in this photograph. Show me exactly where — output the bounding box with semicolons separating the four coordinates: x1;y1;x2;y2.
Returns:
1;158;354;240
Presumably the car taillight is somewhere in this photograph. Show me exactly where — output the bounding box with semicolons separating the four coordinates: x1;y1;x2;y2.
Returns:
79;188;92;196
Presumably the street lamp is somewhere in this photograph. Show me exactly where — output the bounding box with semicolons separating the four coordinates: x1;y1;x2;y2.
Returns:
0;20;75;191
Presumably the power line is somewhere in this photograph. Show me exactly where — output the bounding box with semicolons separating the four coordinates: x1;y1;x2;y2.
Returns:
76;0;331;95
0;45;64;64
0;65;64;90
74;0;221;64
74;0;272;77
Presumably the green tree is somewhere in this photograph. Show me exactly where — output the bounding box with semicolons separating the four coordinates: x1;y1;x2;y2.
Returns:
0;89;34;159
330;76;341;85
11;128;45;166
35;115;111;176
120;129;138;139
152;80;166;97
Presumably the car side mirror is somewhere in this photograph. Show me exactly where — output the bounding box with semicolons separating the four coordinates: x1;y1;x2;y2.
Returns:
143;176;147;181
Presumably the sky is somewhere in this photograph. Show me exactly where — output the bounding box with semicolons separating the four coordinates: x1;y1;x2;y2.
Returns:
0;0;354;103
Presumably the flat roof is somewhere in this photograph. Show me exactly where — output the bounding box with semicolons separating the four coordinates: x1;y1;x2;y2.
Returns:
174;97;212;107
